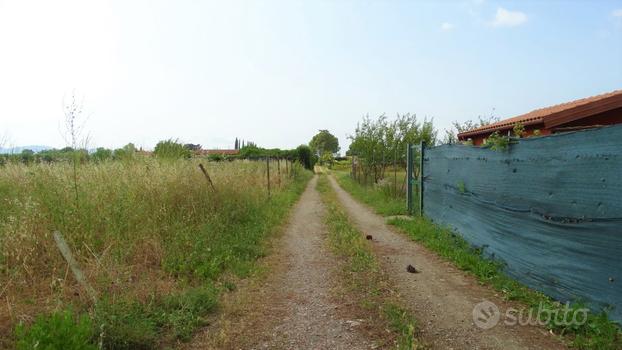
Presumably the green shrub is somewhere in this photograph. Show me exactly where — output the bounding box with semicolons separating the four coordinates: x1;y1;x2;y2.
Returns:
154;139;191;159
15;310;97;350
512;122;525;138
92;147;113;162
484;131;510;151
208;153;224;162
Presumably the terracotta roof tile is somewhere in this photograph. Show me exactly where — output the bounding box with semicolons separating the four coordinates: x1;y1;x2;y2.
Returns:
203;149;239;155
458;89;622;138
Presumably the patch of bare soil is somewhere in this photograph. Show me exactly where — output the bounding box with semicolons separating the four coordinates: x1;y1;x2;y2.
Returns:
183;176;376;349
328;175;568;350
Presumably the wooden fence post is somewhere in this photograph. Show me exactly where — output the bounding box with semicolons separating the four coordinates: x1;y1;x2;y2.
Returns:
198;164;217;192
53;231;98;304
277;158;281;187
266;157;271;197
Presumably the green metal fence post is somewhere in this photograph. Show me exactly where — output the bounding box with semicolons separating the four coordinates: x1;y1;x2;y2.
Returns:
419;141;425;217
407;144;413;215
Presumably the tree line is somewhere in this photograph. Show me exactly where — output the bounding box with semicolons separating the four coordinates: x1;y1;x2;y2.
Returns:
347;113;436;184
0;140;318;170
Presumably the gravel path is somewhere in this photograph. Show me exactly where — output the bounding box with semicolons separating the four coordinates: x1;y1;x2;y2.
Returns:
249;176;373;349
184;176;375;349
327;175;568;350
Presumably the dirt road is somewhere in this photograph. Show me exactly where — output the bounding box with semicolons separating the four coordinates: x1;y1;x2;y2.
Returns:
186;175;568;349
185;176;375;349
327;175;567;350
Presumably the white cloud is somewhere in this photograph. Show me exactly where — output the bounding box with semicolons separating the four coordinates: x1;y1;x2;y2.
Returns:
612;9;622;17
441;22;454;31
490;7;527;27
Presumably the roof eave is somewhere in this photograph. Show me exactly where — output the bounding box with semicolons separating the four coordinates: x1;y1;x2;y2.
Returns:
457;119;543;139
544;94;622;129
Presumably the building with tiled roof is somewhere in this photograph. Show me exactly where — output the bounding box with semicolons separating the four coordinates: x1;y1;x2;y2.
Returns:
458;89;622;145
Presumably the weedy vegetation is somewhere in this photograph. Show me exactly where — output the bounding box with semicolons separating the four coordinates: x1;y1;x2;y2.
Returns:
0;156;310;349
483;131;511;151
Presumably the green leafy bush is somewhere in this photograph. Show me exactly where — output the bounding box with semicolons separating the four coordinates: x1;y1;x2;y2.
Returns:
484;131;510;151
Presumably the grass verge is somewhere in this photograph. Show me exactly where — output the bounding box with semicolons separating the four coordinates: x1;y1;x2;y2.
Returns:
333;171;407;216
335;173;622;350
316;175;420;349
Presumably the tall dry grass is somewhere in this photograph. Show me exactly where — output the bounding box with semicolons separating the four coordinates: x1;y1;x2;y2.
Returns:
0;157;309;348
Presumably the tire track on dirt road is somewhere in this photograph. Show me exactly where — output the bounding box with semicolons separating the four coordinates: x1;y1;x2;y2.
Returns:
327;175;568;350
184;176;376;349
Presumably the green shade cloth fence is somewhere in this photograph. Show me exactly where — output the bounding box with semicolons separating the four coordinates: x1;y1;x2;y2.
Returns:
422;124;622;322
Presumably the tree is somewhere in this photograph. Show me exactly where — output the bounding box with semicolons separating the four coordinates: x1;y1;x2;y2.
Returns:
295;145;315;170
238;144;263;159
92;148;112;162
234;138;239;150
113;143;136;160
348;113;436;184
320;151;334;167
309;130;339;157
443;114;500;144
20;149;35;164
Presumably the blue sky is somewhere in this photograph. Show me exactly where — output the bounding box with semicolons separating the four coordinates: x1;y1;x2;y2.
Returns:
0;0;621;151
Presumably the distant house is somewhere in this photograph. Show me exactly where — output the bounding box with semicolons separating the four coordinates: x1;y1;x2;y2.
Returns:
200;149;240;156
458;90;622;146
